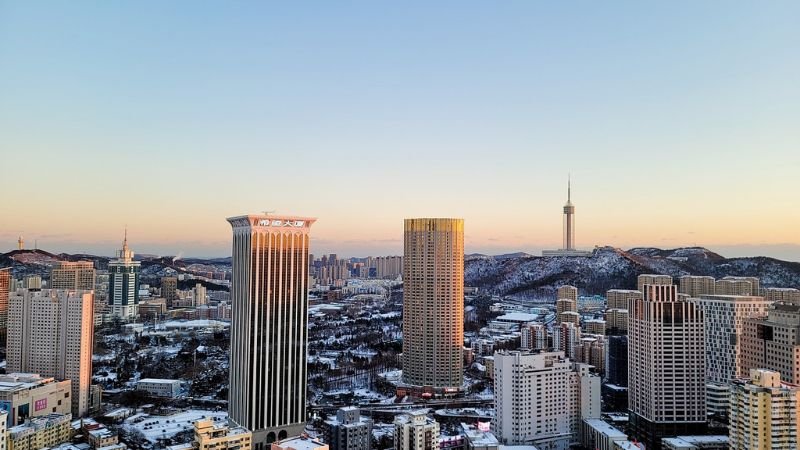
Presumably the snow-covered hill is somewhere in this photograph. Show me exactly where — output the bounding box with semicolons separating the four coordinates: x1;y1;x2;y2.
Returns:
465;246;800;298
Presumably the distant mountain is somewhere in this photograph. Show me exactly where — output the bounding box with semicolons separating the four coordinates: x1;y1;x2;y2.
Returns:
465;246;800;298
5;246;800;299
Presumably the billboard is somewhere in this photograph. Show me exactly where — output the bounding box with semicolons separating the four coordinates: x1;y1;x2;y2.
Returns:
34;398;47;412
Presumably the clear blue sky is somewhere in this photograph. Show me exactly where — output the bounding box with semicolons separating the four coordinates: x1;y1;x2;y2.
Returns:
1;2;799;259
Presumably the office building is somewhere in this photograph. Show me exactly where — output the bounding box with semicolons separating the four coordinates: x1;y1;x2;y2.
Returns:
161;277;178;307
542;179;591;257
493;350;600;449
764;287;800;305
678;276;715;297
108;233;140;319
606;289;641;310
636;275;672;292
194;419;252;450
8;413;72;450
227;214;315;446
603;335;629;411
393;410;439;450
728;369;799;450
402;218;464;391
7;289;93;418
741;303;800;384
628;281;706;450
0;268;9;346
136;379;181;398
323;407;372;450
690;294;771;418
49;261;96;291
0;373;72;426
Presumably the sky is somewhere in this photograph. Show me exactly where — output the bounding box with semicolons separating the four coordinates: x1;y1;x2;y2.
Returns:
1;2;799;260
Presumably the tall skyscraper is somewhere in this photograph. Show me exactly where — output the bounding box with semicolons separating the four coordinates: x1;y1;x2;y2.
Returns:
227;214;315;446
402;218;464;392
161;277;178;307
728;369;799;449
690;294;771;418
493;350;600;448
628;281;706;450
108;232;140;319
0;268;9;346
50;261;96;290
7;289;94;417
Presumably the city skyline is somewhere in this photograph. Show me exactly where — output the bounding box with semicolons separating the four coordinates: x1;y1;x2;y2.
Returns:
2;2;799;259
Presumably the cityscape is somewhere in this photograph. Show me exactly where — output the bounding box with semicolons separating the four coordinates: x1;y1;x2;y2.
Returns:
2;3;800;450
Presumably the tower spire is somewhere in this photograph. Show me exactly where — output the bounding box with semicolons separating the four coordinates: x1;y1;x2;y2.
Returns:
123;227;128;251
568;174;571;203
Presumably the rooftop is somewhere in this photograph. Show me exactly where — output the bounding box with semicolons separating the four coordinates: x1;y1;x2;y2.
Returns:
274;436;327;450
583;419;626;439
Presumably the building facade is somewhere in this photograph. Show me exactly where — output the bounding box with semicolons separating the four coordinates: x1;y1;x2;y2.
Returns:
161;277;178;307
227;215;315;446
741;303;800;384
628;281;706;450
108;234;140;319
7;289;93;417
0;374;71;426
194;418;252;450
690;294;771;418
394;411;439;450
49;262;96;291
7;413;71;450
0;268;9;347
493;350;600;449
323;407;372;450
678;276;715;298
402;218;464;391
728;369;799;450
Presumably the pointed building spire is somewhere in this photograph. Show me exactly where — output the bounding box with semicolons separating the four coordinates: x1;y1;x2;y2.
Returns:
123;227;128;252
568;174;571;203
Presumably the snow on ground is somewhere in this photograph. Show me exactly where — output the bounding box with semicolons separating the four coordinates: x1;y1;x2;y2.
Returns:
124;410;228;444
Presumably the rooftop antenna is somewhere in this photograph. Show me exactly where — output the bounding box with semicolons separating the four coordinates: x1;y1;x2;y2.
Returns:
568;173;571;203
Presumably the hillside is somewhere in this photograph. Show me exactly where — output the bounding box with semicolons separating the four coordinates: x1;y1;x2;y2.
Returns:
465;246;800;298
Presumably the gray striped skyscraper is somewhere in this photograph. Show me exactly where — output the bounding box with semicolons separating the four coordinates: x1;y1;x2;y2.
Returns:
227;214;315;448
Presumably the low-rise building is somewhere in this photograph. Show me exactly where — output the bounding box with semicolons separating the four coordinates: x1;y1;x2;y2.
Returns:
581;419;627;450
661;436;728;450
271;437;328;450
0;373;72;426
8;413;72;450
136;379;181;398
194;418;252;450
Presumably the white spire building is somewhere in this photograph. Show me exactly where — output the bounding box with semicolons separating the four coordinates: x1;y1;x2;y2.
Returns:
543;177;591;257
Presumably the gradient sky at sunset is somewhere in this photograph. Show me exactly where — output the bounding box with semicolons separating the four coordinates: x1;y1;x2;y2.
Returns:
1;2;799;259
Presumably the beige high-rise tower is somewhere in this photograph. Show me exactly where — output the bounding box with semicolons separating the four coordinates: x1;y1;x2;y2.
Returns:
7;289;94;417
227;214;315;447
402;218;464;392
